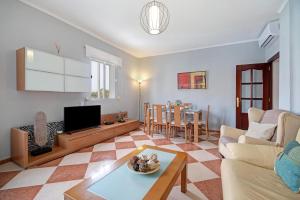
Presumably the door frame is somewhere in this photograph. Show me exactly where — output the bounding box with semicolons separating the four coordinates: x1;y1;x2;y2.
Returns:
236;63;273;129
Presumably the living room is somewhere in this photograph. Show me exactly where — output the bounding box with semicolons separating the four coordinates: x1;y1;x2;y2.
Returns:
0;0;300;200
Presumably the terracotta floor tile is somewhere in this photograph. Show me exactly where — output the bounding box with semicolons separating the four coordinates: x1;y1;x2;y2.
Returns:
90;150;117;162
152;139;173;146
0;185;42;200
202;160;222;176
115;141;136;149
77;146;94;153
47;164;88;183
206;148;223;159
177;143;202;151
194;178;223;200
187;155;198;163
131;135;149;141
0;171;20;188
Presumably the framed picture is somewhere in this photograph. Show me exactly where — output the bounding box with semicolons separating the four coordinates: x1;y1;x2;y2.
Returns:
177;71;207;89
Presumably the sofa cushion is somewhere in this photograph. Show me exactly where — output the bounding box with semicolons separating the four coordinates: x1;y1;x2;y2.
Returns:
245;122;277;140
220;136;238;146
261;110;284;124
221;159;300;200
275;141;300;193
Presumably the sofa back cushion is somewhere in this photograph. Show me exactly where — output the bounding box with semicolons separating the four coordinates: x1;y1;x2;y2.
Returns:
275;140;300;193
261;110;284;124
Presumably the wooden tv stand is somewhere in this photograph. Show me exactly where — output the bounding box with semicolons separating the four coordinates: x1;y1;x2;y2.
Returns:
11;114;140;168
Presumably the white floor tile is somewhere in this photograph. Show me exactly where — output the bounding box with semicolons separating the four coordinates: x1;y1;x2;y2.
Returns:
187;162;218;182
171;137;186;144
134;140;155;147
167;183;208;200
34;180;82;200
93;142;116;152
150;133;166;139
130;130;146;136
196;141;217;149
85;160;115;179
115;136;133;142
116;148;136;159
160;144;184;152
2;167;56;189
59;152;92;166
188;150;218;162
0;162;23;172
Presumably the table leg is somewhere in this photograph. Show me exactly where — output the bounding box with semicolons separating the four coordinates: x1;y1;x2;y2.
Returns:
181;164;187;193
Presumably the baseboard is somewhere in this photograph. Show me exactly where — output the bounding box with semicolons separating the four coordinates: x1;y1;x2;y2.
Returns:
0;158;11;165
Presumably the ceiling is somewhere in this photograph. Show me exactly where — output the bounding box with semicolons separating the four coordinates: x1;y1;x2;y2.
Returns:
20;0;285;58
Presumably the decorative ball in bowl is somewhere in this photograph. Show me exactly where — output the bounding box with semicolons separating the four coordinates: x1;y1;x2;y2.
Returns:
127;154;160;174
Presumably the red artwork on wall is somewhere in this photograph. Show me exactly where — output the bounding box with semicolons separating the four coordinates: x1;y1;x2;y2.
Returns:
177;71;207;89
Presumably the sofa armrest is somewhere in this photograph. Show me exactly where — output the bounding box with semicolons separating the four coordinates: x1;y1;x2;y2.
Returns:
226;143;283;170
238;135;276;146
220;125;246;139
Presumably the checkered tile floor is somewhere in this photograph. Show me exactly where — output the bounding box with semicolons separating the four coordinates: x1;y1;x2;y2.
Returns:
0;128;222;200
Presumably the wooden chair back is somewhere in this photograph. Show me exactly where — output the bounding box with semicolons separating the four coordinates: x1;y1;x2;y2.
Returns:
154;104;163;124
206;105;210;128
174;105;182;127
146;107;151;134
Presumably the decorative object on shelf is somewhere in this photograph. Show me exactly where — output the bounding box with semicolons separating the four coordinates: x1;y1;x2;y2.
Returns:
117;112;126;123
19;121;64;152
54;42;61;55
34;112;48;147
32;112;52;156
128;153;160;174
140;0;170;35
175;100;182;106
104;121;114;125
178;71;207;89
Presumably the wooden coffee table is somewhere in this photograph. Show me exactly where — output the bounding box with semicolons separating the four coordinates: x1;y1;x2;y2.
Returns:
64;145;187;200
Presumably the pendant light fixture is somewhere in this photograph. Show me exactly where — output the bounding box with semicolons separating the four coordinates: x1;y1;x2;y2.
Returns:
140;0;170;35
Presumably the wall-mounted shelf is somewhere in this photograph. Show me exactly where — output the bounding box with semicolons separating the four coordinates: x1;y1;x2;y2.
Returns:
16;47;91;93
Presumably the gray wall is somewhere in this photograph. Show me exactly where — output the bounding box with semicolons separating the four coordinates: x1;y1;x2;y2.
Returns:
0;0;139;160
140;42;265;130
279;0;300;114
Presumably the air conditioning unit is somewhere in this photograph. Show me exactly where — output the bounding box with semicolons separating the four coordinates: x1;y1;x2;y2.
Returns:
258;21;280;48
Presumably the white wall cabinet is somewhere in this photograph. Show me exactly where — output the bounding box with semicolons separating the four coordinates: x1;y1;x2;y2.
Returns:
17;47;91;93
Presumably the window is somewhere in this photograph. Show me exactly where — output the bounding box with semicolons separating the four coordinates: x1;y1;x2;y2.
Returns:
91;60;118;99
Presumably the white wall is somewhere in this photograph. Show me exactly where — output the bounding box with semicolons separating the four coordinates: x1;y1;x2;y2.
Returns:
279;0;300;114
140;42;265;130
0;0;139;160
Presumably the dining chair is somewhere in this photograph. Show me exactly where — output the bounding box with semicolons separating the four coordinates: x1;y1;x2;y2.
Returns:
200;105;210;138
143;103;150;132
152;104;168;137
145;105;153;135
168;105;188;139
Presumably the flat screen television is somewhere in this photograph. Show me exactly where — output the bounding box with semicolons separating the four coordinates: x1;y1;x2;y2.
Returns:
64;105;101;133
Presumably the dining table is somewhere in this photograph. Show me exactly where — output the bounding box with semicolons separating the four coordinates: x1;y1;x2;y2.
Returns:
146;105;202;143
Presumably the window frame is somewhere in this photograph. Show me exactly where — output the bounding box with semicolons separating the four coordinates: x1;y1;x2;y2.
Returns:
90;59;118;100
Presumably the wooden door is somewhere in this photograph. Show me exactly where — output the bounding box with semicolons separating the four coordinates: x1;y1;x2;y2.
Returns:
236;63;272;129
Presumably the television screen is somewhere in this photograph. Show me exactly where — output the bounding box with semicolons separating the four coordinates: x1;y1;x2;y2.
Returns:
64;105;101;132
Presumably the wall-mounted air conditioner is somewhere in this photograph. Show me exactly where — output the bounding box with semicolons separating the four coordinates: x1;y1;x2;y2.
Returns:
258;20;280;48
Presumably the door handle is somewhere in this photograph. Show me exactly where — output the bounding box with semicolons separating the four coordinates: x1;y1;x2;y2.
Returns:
236;97;240;108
